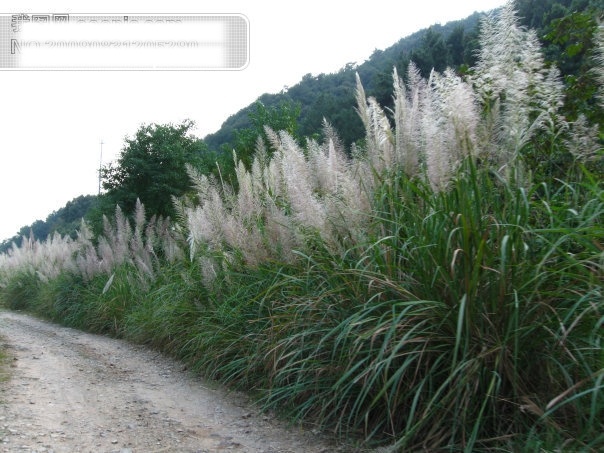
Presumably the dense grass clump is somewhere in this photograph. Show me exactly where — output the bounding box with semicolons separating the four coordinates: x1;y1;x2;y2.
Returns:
0;2;602;451
178;161;602;451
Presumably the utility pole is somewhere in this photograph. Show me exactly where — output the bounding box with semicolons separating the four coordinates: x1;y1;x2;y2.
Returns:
98;140;104;195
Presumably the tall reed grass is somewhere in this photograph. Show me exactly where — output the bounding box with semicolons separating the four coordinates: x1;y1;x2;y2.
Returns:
0;201;183;332
178;160;602;450
0;2;602;450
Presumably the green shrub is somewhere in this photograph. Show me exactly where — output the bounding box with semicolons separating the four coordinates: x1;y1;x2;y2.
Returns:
0;269;41;310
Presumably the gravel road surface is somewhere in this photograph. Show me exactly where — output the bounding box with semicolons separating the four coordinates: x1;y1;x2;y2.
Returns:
0;310;342;453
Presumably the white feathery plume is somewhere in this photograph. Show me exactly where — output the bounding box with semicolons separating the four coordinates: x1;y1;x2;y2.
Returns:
431;68;479;163
472;0;564;170
355;73;371;133
564;115;601;162
97;236;115;273
594;23;604;109
278;130;327;234
355;74;395;173
423;70;453;191
392;67;412;174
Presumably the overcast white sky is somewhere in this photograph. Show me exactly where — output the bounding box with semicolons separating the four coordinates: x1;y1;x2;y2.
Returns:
0;0;507;242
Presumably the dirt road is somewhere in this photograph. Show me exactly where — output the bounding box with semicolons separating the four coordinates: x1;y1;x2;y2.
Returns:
0;311;341;453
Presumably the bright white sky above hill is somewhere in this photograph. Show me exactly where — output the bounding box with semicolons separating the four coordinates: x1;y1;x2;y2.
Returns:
0;0;507;242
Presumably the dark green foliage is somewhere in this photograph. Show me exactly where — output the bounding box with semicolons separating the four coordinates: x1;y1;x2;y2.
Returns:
294;68;363;148
514;0;604;31
515;0;573;30
447;25;468;67
98;120;208;221
409;27;450;76
544;8;604;126
204;100;304;187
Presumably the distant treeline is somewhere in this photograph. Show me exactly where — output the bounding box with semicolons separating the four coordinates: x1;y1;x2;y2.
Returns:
0;195;96;254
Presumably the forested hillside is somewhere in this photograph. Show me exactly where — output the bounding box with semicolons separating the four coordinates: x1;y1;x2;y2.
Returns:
203;13;484;152
204;0;603;154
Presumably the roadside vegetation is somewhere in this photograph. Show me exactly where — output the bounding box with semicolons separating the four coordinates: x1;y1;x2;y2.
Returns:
1;3;602;451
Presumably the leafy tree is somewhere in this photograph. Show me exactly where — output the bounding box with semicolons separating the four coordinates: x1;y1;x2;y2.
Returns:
544;8;604;126
99;120;208;220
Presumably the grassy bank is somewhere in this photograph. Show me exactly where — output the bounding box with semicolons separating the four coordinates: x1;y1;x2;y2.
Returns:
1;161;601;451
